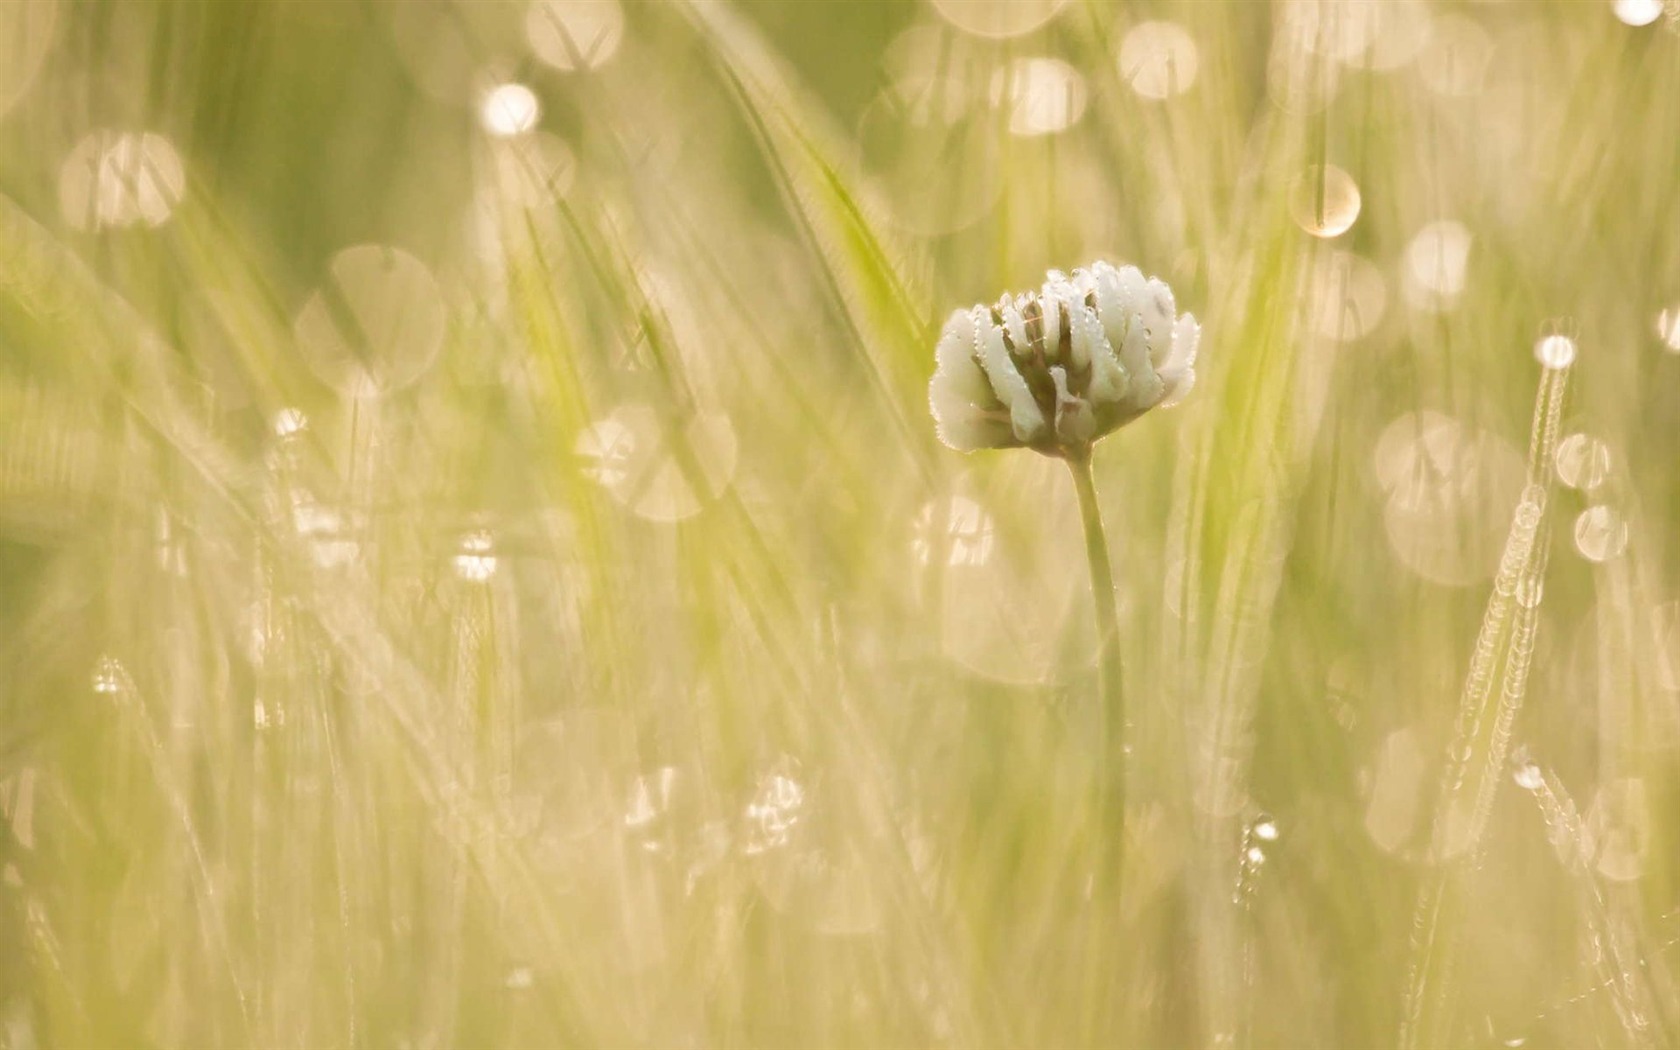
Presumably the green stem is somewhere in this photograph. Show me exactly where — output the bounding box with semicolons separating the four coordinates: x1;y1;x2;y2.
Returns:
1067;449;1125;879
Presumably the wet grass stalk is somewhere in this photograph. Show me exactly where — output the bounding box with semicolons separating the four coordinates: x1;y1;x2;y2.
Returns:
1067;448;1124;880
1400;361;1569;1050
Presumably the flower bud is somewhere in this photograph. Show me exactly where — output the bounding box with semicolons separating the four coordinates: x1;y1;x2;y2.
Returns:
929;261;1200;455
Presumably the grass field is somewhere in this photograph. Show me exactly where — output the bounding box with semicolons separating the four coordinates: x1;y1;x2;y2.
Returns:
2;1;1679;1047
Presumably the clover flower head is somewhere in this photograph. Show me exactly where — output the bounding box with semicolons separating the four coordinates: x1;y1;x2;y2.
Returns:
928;261;1201;455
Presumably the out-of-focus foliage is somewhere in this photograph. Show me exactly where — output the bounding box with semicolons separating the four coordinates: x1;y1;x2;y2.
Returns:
1;1;1679;1046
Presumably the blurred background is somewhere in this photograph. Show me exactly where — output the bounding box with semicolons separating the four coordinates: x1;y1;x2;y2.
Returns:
2;0;1679;1046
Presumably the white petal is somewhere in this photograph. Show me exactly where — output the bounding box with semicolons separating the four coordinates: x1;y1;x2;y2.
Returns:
1116;309;1163;411
1159;367;1196;409
973;309;1045;442
1159;313;1201;383
1142;278;1177;366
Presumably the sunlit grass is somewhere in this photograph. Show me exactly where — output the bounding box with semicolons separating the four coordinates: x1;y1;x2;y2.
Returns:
2;1;1679;1047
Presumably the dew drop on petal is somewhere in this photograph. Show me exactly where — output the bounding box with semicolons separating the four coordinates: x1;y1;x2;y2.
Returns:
527;0;624;71
1119;21;1200;100
1290;163;1361;238
1534;334;1576;370
1574;505;1628;562
1554;433;1611;491
480;82;540;137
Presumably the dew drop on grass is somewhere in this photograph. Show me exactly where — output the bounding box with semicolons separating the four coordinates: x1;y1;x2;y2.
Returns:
931;0;1067;39
59;130;186;231
911;496;995;568
1656;305;1680;352
480;82;540;138
1290;164;1361;238
1511;748;1544;792
527;0;624;71
1310;250;1387;341
743;770;804;855
1573;505;1628;562
1403;220;1472;310
0;0;56;120
1252;815;1280;842
273;407;308;439
1417;15;1492;98
989;58;1087;136
575;404;738;523
1534;334;1576;370
452;529;498;582
91;655;123;695
294;244;447;397
1614;0;1665;27
1119;21;1200;100
1554;433;1611;491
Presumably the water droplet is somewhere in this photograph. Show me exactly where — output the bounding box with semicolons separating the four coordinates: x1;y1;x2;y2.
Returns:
527;0;624;71
1403;221;1472;310
1290;164;1361;238
1119;21;1200;100
1585;778;1651;881
452;529;498;582
989;58;1086;136
743;770;804;855
575;405;739;523
1514;576;1544;610
1251;815;1280;842
92;655;123;695
1573;505;1628;563
59;130;186;231
0;0;56;121
623;766;679;851
492;131;576;208
1245;845;1266;866
1310;250;1387;341
1554;433;1611;491
273;407;308;438
1614;0;1665;26
931;0;1068;39
1417;15;1492;98
291;496;360;568
294;245;446;397
911;496;996;568
1511;748;1545;792
1534;334;1576;370
480;82;539;138
1656;305;1680;352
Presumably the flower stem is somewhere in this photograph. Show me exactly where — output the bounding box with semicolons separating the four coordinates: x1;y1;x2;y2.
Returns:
1066;449;1125;882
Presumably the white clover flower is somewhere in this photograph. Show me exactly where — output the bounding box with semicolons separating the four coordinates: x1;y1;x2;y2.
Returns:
928;261;1201;455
